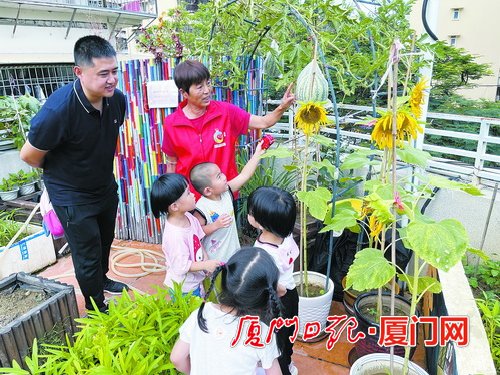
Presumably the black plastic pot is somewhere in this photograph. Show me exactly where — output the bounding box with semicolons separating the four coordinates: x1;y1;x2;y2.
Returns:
353;292;417;359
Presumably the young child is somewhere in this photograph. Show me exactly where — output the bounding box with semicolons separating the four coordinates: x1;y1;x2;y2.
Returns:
150;173;222;297
170;247;283;375
189;141;265;262
247;186;299;375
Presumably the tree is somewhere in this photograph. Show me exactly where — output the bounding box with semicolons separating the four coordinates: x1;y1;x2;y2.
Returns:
137;0;426;98
431;42;493;99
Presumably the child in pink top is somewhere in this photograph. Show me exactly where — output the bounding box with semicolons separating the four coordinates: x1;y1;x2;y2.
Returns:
151;173;222;296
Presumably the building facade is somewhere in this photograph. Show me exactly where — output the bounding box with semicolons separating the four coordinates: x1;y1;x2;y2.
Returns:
0;0;158;97
410;0;500;101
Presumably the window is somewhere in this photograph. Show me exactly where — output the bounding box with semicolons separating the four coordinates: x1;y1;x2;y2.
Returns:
452;8;461;20
0;64;74;98
449;35;458;46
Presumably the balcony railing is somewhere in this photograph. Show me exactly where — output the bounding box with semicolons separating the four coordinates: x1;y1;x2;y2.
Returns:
268;101;500;186
3;0;157;16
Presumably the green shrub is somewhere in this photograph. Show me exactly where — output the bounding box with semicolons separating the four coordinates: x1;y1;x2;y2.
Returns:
0;177;17;192
464;260;500;291
464;260;500;372
0;285;202;374
7;170;38;186
0;95;41;149
0;210;29;247
476;291;500;371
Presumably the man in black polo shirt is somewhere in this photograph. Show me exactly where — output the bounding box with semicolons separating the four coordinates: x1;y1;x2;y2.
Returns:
20;35;129;312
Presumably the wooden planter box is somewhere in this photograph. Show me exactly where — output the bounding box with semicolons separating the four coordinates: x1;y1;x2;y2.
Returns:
0;273;79;368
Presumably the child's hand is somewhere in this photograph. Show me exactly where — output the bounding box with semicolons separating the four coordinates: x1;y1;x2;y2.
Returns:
253;141;266;158
205;259;223;274
215;213;232;229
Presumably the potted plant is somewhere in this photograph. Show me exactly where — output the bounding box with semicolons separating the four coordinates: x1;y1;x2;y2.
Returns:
260;47;338;339
8;170;38;196
0;177;19;201
322;42;483;373
0;95;40;150
0;210;56;278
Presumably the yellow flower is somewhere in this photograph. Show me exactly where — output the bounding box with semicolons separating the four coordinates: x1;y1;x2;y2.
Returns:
371;110;423;149
410;80;427;119
398;110;423;143
368;214;384;241
294;102;329;136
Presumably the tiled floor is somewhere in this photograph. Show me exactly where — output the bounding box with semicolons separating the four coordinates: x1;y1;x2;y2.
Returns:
38;239;427;374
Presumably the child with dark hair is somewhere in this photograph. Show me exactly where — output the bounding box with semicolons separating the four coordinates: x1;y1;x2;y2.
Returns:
247;186;299;375
170;247;283;375
150;173;222;297
190;141;265;262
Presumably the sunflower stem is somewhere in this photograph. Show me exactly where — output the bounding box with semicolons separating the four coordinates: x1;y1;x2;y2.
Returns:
301;134;311;297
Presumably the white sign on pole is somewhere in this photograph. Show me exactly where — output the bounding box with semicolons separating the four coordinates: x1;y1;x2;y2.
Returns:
146;80;179;108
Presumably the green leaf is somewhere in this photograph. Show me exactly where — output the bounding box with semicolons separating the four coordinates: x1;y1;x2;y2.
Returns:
311;134;335;148
260;147;294;159
426;175;483;196
297;187;331;220
340;149;382;170
398;273;442;295
365;193;394;224
310;159;336;179
345;248;395;292
406;219;469;271
466;247;489;261
320;210;359;233
396;144;431;167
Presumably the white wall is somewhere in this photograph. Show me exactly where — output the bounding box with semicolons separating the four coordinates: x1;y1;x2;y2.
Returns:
424;187;500;261
0;26;108;64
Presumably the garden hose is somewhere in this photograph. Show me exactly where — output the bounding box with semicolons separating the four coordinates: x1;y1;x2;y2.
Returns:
109;244;166;278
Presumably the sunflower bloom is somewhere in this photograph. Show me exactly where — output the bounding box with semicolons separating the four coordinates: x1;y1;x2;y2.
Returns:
294;102;329;136
409;80;427;118
368;214;384;241
398;110;423;142
371;111;423;149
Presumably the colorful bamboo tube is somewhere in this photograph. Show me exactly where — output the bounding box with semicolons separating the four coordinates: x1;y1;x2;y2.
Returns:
114;57;263;244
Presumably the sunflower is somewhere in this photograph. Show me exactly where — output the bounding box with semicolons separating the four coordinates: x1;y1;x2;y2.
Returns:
360;203;384;242
409;80;427;119
371;110;423;149
398;110;423;142
368;214;384;241
294;101;329;136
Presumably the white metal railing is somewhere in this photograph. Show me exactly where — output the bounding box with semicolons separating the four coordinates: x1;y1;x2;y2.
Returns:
7;0;157;15
265;101;500;186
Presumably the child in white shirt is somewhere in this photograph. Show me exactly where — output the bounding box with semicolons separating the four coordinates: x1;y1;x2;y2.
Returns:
171;247;283;375
190;141;265;262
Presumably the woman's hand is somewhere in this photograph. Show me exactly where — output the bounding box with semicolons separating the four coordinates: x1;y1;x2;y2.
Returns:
253;141;266;158
279;83;296;110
